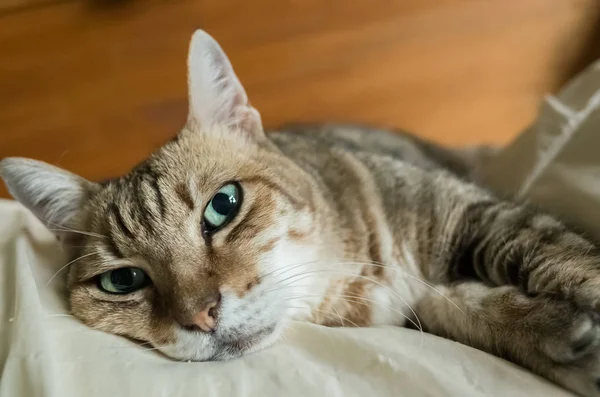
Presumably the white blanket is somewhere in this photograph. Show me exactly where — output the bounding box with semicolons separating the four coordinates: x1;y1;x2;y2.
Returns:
3;61;600;397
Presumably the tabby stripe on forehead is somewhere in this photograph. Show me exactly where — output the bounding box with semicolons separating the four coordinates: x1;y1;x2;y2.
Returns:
147;168;166;218
105;231;125;258
176;182;194;210
109;203;135;240
133;174;155;233
134;168;166;232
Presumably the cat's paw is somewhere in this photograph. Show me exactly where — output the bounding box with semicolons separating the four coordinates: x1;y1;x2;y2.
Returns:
517;297;600;396
543;310;600;364
545;311;600;397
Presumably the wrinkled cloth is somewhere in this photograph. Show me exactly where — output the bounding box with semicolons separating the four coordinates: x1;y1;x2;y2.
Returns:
3;60;600;397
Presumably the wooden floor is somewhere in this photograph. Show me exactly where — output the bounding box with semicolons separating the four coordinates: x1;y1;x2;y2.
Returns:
0;0;599;198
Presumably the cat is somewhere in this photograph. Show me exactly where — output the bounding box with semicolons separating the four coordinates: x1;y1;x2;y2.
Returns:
2;30;600;397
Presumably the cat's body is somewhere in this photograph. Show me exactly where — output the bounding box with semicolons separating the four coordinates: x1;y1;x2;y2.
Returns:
3;31;600;397
265;124;492;327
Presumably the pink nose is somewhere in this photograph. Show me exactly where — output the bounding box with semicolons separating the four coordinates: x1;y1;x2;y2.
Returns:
186;298;220;333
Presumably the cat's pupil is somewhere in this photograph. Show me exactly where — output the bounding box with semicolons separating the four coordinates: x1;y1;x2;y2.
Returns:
212;192;236;215
111;268;135;288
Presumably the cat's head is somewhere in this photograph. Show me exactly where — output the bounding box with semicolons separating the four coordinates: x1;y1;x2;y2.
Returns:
0;31;322;361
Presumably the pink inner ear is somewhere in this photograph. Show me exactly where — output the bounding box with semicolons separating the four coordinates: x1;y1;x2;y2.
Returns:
233;106;263;135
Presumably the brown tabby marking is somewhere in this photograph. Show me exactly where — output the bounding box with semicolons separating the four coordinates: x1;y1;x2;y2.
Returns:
361;263;385;280
220;254;260;298
287;229;309;241
243;176;305;210
258;238;279;254
342;279;372;327
225;203;265;243
175;182;195;210
314;277;373;328
245;277;261;292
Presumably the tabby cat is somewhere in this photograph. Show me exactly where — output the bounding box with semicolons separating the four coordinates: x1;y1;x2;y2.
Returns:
2;31;600;397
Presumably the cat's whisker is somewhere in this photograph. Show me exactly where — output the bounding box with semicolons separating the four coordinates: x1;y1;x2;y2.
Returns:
44;219;108;239
264;259;464;315
38;215;108;239
287;293;425;348
310;306;352;328
278;303;350;342
263;267;423;331
262;257;374;282
285;292;422;332
264;269;457;339
260;259;325;281
263;259;366;281
262;273;324;294
330;305;359;328
282;305;340;346
394;272;464;315
47;228;107;239
262;283;315;296
46;251;101;285
331;259;465;315
265;260;381;289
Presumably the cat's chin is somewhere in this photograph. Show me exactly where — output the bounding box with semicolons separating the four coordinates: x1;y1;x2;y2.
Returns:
211;325;280;361
159;323;283;362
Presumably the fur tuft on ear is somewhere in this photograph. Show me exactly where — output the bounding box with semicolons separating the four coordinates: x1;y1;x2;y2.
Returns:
187;30;263;136
0;158;97;231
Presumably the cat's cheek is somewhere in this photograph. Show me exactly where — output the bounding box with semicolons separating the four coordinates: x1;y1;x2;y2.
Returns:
70;288;175;345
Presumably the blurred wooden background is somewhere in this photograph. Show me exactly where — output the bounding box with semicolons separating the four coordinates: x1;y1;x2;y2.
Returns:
1;0;599;198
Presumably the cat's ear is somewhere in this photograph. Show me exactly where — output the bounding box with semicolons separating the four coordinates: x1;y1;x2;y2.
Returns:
186;30;263;137
0;158;98;231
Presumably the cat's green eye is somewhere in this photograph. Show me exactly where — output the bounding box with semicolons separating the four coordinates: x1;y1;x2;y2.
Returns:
203;183;242;231
99;267;148;294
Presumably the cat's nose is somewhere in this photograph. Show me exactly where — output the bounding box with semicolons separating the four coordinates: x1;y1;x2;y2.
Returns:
182;293;221;333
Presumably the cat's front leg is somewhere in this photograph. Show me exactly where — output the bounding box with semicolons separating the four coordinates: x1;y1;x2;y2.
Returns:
416;282;600;397
424;182;600;395
445;199;600;313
